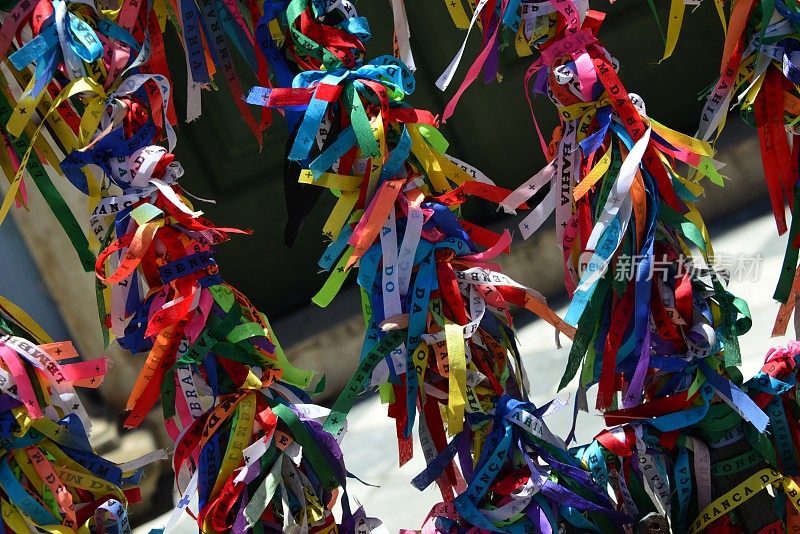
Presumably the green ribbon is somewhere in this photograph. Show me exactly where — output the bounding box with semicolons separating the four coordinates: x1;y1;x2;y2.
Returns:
559;276;611;391
593;146;620;221
344;82;380;159
161;367;178;420
658;201;707;256
323;329;405;437
286;0;345;69
272;403;341;491
711;449;764;477
0;91;95;272
95;224;116;348
774;187;800;303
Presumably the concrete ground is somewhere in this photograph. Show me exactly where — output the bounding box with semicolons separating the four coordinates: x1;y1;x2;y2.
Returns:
135;207;791;533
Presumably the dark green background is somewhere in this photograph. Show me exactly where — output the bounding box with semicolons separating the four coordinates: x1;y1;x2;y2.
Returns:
166;1;724;318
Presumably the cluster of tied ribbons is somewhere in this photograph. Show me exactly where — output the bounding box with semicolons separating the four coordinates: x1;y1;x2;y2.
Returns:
428;0;800;532
0;297;149;533
3;0;800;532
701;0;800;341
0;0;390;532
658;0;800;336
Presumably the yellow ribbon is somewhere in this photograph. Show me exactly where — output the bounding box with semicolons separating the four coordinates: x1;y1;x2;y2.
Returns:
688;468;782;534
445;322;466;435
0;77;109;227
442;0;472;29
573;149;611;201
660;0;685;63
299;170;363;191
409;125;452;192
0;295;53;343
208;391;256;504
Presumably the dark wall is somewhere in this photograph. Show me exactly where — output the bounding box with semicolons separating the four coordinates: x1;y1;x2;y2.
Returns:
168;2;725;318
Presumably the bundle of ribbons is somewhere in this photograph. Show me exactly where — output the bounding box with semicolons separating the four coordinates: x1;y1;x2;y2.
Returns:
415;343;800;534
0;297;151;533
0;0;388;531
647;0;800;335
565;339;800;533
699;0;800;339
88;136;372;532
431;0;800;531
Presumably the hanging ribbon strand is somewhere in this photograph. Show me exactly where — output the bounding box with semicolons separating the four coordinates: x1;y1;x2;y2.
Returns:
638;0;800;340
